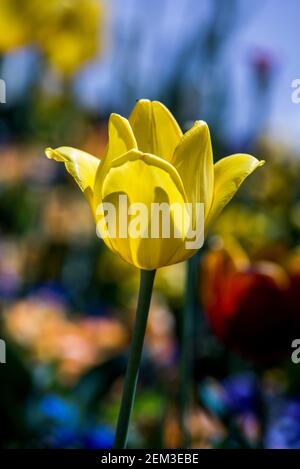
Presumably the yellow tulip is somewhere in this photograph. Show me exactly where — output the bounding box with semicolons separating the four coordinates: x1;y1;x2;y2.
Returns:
0;0;31;52
46;99;264;270
0;0;102;75
46;100;265;448
30;0;102;76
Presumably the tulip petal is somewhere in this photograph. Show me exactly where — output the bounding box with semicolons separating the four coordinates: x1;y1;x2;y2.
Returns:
172;120;214;218
206;154;265;228
93;113;137;210
45;146;100;203
102;113;137;169
95;149;191;270
129;99;182;162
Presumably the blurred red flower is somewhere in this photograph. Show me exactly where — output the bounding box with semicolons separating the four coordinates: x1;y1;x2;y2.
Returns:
200;240;299;364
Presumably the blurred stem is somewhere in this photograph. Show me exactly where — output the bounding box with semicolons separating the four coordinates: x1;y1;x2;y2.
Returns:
114;269;156;449
180;253;199;447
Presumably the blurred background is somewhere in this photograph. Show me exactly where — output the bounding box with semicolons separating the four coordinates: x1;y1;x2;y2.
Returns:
1;0;300;449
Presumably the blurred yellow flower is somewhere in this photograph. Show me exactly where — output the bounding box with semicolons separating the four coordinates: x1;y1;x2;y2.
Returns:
30;0;103;76
0;0;31;52
46;100;264;270
0;0;102;76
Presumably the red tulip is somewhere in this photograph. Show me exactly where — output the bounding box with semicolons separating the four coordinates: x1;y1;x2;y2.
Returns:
201;245;295;363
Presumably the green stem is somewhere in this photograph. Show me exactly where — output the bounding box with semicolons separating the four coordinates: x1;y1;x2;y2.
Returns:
179;254;199;447
114;269;156;449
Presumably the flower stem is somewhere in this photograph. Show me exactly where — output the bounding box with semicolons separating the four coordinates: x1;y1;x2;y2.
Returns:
114;269;156;449
179;254;199;447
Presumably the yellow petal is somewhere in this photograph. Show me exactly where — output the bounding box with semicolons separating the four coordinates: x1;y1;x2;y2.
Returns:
129;99;182;161
45;146;100;204
206;154;265;228
172;120;214;218
95;149;191;270
93;113;137;211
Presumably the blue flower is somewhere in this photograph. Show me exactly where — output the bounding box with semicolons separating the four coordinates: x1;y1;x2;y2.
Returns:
82;425;114;449
223;372;259;414
39;394;79;427
265;399;300;449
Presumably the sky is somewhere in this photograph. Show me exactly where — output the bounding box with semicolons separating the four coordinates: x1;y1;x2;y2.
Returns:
3;0;300;148
229;0;300;147
76;0;300;147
